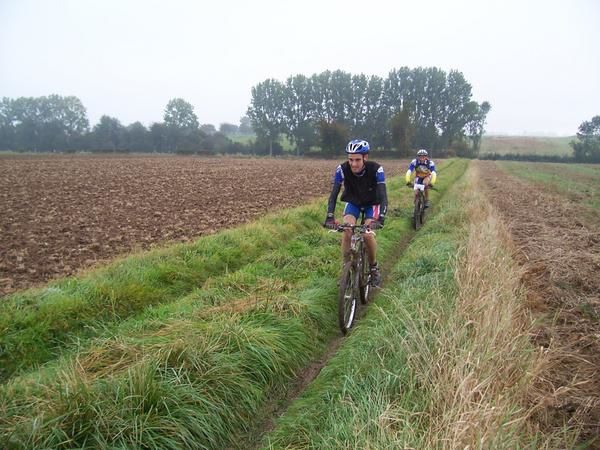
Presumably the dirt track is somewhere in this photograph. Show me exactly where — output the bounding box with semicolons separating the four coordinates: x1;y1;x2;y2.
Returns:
0;154;407;296
479;161;600;446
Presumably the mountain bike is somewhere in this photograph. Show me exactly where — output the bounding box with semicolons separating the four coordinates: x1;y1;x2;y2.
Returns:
334;224;376;334
408;182;434;230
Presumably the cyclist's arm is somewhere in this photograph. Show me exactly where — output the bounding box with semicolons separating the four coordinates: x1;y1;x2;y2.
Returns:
327;182;341;215
327;165;344;215
405;160;416;183
377;182;388;216
431;171;437;185
375;165;388;217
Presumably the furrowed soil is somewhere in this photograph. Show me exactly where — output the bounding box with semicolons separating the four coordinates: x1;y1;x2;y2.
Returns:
0;154;407;297
478;161;600;447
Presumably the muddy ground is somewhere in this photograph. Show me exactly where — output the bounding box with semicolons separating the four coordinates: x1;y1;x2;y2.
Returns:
0;154;407;296
479;161;600;447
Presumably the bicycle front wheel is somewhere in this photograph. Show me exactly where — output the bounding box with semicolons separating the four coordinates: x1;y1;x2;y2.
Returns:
359;248;371;305
413;196;423;230
338;261;358;334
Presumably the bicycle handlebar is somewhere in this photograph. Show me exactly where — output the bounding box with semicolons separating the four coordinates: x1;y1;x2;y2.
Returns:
333;224;377;233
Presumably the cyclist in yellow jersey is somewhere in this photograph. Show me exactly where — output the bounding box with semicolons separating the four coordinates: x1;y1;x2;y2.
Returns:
405;149;437;208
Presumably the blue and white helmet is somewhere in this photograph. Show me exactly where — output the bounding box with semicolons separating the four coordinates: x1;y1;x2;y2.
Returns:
345;139;370;154
416;149;428;157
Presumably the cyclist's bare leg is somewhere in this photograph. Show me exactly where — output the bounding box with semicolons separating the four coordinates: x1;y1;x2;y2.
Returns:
364;218;377;266
364;218;382;286
423;175;432;202
342;214;356;263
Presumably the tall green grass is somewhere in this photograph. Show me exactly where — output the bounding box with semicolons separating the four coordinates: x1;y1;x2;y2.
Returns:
0;212;323;380
262;164;573;448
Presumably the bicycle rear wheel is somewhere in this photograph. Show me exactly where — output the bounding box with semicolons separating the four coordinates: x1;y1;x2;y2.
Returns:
338;261;358;334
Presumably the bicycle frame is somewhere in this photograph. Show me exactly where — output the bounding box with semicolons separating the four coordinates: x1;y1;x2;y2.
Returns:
411;183;427;230
334;224;374;334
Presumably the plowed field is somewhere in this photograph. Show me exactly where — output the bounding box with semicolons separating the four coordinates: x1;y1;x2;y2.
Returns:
0;154;407;296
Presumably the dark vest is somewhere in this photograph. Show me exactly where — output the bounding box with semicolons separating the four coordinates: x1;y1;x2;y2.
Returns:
340;160;381;206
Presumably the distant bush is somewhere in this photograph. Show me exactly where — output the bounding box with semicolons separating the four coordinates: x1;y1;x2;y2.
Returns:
571;116;600;163
249;139;283;156
224;141;247;155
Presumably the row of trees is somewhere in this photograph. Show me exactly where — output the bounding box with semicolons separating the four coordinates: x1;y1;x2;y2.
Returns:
0;96;254;154
2;93;595;163
247;67;491;157
1;67;491;157
0;95;89;152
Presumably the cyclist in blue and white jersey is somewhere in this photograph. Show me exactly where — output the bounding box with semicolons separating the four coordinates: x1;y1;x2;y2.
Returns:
405;149;437;208
323;139;388;286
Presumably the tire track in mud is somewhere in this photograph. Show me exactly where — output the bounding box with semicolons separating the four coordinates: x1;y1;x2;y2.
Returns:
477;161;600;446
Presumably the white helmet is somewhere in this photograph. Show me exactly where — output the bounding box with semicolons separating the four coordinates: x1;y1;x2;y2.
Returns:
416;149;428;157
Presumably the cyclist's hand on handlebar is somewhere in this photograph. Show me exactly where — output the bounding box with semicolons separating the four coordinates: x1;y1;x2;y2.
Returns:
323;214;338;230
369;216;385;230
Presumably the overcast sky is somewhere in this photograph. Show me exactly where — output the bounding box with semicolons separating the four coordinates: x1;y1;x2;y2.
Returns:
1;0;599;136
